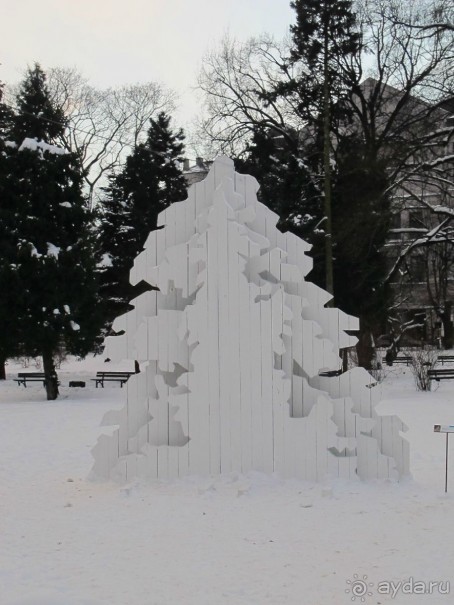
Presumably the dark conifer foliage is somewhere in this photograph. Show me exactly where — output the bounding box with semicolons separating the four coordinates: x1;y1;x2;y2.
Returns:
0;66;100;397
267;0;362;298
0;80;14;139
0;81;18;378
284;0;361;113
12;63;66;143
98;112;187;328
332;136;393;331
259;1;390;366
0;138;24;379
235;126;324;272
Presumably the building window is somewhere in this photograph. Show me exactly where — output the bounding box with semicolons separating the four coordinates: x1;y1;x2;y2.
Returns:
410;255;426;282
409;209;425;229
407;309;427;341
390;212;401;229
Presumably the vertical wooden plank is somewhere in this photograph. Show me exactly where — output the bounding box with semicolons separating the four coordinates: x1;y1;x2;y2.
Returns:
136;446;154;479
187;343;210;475
145;231;158;287
185;203;210;476
165;204;176;249
249;268;264;471
234;171;247;210
228;221;242;472
156;226;166;271
126;374;138;444
130;247;147;287
114;457;127;483
153;376;169;452
260;298;274;473
197;230;219;476
288;418;306;479
173;201;186;246
184;187;195;241
217;200;232;475
167;445;179;479
157;313;169;373
238;234;253;473
245;173;259;221
157;446;169;479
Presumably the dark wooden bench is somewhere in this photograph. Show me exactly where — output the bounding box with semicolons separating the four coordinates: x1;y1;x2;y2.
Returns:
428;368;454;381
393;356;412;365
91;371;135;388
438;355;454;365
14;372;60;387
15;372;46;387
318;369;343;377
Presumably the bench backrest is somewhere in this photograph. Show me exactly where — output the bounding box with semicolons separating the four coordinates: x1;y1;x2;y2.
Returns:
96;371;134;377
17;372;45;377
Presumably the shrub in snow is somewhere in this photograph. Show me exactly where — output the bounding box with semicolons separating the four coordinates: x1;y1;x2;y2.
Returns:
407;347;438;391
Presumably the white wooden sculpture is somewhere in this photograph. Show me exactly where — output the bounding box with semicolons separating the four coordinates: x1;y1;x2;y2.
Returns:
92;156;409;482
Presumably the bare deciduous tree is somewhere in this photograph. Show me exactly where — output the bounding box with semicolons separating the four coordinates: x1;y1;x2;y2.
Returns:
351;1;454;300
48;67;177;207
196;34;305;158
195;0;453;366
197;1;453;225
389;0;453;34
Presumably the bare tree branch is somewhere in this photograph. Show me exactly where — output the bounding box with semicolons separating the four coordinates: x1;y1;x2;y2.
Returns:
47;67;177;207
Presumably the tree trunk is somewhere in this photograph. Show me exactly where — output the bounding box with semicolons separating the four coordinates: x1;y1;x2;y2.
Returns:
42;349;59;400
441;302;453;349
0;355;6;380
341;348;349;373
356;326;375;370
323;25;334;303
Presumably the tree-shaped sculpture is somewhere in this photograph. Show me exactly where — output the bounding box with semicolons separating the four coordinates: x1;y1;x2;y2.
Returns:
92;156;409;482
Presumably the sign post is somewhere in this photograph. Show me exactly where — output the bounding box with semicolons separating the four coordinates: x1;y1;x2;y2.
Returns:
434;425;454;493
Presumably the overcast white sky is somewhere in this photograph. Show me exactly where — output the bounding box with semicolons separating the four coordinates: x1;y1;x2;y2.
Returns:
2;0;293;130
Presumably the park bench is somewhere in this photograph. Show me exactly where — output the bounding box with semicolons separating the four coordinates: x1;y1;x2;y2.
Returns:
393;355;412;366
318;369;343;377
428;368;454;381
438;355;454;365
91;371;135;388
14;372;59;387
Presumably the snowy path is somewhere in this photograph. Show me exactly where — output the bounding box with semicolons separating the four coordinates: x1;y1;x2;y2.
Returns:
1;363;454;604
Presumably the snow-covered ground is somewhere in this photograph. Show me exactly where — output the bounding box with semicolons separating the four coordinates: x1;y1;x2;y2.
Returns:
1;357;454;605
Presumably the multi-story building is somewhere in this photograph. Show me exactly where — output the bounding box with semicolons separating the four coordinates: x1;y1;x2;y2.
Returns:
183;81;454;345
382;91;454;345
183;157;211;186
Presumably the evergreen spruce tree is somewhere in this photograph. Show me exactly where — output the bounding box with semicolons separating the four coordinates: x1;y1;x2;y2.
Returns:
98;112;187;329
0;66;101;397
235;126;325;278
265;2;391;367
331;135;393;366
269;0;362;297
12;63;66;143
0;140;23;379
0;80;20;378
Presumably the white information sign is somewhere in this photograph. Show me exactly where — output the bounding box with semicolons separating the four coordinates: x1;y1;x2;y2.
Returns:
434;425;454;433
